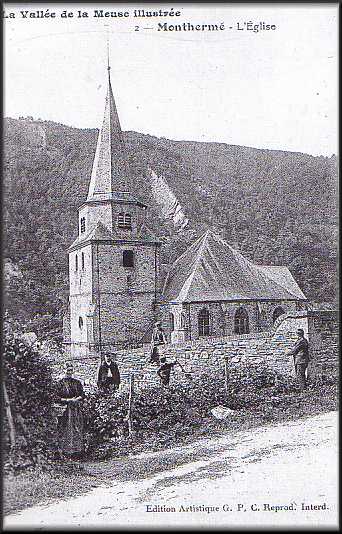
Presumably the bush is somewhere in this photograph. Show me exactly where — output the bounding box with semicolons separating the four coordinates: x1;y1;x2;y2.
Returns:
3;322;57;473
82;369;229;459
85;365;281;459
225;362;299;409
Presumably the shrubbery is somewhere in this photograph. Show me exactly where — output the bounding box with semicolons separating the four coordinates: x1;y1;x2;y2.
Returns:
82;370;229;459
3;323;57;473
82;364;300;459
224;362;298;409
4;321;336;470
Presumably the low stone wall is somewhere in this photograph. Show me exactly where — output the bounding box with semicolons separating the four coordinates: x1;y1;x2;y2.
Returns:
307;310;339;379
47;312;316;392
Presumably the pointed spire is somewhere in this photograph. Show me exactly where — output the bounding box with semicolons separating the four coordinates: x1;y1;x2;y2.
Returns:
87;49;129;201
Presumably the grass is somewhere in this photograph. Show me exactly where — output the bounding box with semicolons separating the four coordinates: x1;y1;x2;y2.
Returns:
4;382;338;516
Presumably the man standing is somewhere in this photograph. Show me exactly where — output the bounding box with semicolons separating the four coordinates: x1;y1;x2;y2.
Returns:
97;352;121;393
288;328;310;389
149;321;167;364
157;357;176;387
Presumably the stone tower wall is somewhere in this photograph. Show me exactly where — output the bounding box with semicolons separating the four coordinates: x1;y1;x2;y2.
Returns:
67;240;160;355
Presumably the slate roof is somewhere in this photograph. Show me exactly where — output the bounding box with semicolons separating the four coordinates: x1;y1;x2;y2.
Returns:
68;221;159;250
162;230;307;303
82;191;147;208
87;67;130;201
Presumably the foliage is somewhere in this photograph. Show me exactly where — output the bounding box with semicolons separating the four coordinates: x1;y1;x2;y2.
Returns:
224;361;299;410
82;364;303;460
3;118;338;332
3;321;57;473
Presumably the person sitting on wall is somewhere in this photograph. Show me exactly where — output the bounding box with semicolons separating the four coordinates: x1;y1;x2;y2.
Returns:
97;352;121;393
149;321;167;364
288;328;310;390
157;356;176;387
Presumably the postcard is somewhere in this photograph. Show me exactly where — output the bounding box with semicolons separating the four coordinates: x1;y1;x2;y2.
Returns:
3;2;338;530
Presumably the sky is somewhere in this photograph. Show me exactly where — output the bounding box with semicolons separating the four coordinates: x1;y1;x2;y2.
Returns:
4;3;338;156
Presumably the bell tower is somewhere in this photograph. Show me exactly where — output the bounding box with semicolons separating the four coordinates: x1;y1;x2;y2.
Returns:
66;59;161;357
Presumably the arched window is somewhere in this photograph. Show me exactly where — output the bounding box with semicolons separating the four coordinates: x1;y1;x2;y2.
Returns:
78;316;83;329
180;312;186;329
198;308;210;337
80;217;86;234
273;306;285;324
81;252;85;270
169;312;175;332
234;308;249;334
75;254;78;271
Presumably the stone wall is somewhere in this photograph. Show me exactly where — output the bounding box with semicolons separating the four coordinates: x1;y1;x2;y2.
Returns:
307;310;339;379
51;311;314;391
67;241;160;357
52;310;338;393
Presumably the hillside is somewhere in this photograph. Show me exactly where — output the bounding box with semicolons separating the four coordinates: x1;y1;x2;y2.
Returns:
3;117;338;331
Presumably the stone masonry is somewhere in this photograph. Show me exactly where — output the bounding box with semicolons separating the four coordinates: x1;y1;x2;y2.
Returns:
67;240;160;357
52;310;340;393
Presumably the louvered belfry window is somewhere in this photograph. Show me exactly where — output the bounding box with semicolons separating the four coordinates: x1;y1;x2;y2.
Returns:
80;217;86;234
118;213;132;230
124;213;132;229
234;308;249;334
198;308;210;336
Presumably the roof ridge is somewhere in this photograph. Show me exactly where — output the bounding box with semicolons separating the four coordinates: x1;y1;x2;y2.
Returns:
163;228;306;303
213;232;257;269
174;231;210;301
169;231;207;271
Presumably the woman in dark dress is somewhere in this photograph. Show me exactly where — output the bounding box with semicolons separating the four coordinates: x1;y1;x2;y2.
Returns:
56;362;85;459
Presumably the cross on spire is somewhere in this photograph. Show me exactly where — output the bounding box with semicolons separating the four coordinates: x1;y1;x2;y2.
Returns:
106;25;111;73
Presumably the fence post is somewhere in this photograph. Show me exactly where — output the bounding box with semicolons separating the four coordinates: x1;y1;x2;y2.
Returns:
127;374;134;437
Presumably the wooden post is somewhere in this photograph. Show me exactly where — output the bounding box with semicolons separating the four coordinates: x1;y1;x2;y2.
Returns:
224;357;229;397
3;383;16;447
127;374;134;437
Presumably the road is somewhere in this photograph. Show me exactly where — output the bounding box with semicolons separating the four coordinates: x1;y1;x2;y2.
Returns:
4;411;338;530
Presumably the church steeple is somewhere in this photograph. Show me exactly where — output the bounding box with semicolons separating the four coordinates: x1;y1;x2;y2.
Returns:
73;47;149;243
66;47;162;357
87;59;129;201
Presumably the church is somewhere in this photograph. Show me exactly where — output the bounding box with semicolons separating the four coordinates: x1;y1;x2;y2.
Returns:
63;62;307;357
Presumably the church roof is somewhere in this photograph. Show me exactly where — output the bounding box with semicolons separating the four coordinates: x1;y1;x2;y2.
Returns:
86;66;130;202
68;221;159;250
163;230;306;303
82;191;147;208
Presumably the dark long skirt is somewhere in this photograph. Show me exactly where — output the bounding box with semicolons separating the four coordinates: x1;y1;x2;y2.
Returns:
57;403;84;456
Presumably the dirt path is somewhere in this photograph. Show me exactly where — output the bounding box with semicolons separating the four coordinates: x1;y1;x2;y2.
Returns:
4;411;338;530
